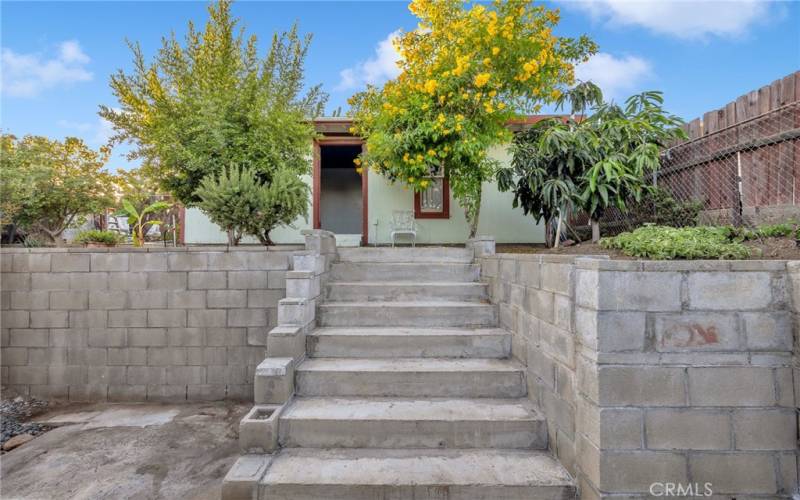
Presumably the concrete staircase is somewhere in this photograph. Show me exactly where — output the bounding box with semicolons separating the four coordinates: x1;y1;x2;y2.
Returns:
238;247;576;499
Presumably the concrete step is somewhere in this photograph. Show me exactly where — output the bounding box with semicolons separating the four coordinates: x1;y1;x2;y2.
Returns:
318;301;497;327
258;448;576;500
330;262;480;282
308;327;510;358
326;281;488;302
278;397;547;449
295;357;527;398
337;247;474;263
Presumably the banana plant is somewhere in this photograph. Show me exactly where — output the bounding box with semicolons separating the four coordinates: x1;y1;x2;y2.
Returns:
118;199;171;247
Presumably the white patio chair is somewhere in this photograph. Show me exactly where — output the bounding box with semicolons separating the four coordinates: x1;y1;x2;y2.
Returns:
390;210;416;247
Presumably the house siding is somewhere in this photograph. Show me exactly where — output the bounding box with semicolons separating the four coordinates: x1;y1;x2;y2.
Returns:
184;146;545;245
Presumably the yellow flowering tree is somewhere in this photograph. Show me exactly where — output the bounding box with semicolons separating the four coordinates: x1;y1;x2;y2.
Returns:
349;0;596;238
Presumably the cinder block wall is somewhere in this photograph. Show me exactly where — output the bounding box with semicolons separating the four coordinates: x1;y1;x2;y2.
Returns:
0;246;301;402
482;254;799;498
481;253;587;479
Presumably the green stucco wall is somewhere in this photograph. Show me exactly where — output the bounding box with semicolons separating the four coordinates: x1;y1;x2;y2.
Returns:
184;146;544;245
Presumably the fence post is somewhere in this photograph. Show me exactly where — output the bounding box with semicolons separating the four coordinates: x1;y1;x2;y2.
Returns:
733;151;744;226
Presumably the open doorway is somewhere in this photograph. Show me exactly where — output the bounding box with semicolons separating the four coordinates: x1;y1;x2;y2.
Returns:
317;144;364;241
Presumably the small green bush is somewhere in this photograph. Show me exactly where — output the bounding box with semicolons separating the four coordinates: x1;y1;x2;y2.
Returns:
74;229;121;246
645;187;703;228
755;222;795;238
600;225;751;260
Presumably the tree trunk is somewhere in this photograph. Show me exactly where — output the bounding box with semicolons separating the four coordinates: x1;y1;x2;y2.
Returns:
34;224;62;246
257;230;274;246
226;229;239;246
554;212;563;249
465;187;482;239
7;224;17;245
591;218;600;243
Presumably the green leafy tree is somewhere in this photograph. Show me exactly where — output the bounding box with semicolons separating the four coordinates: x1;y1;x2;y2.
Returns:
350;0;596;238
498;82;686;245
0;134;115;245
100;0;326;207
194;165;309;245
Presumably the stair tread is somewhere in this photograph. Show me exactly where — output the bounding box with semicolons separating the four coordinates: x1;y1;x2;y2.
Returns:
261;448;574;487
297;357;523;372
328;281;486;286
337;247;473;263
320;301;493;308
282;396;541;421
310;327;508;337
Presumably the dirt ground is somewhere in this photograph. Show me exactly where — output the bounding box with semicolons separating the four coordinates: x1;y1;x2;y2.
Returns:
497;236;800;260
0;402;249;500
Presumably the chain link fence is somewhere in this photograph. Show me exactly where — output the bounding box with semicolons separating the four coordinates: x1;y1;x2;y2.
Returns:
573;71;800;237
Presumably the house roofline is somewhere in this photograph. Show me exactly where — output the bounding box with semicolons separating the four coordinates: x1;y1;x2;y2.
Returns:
312;114;571;135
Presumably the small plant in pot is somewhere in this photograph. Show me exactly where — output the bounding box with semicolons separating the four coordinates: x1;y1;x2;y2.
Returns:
74;229;122;248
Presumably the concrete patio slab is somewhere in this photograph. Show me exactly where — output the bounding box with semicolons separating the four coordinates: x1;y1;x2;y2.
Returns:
0;402;249;500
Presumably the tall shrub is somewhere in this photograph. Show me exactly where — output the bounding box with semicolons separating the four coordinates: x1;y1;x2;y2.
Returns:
194;166;308;245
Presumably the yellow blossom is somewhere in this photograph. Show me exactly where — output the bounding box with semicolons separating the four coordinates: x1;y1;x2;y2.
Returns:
420;179;429;188
355;167;363;174
474;73;490;87
353;158;362;166
424;79;438;94
492;46;500;55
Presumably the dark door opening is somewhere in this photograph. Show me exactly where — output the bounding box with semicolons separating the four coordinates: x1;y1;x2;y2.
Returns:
319;145;363;235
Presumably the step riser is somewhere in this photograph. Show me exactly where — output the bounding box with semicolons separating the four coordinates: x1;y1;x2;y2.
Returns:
326;283;488;302
318;306;497;327
296;371;526;398
330;263;480;282
259;485;576;500
279;420;547;449
308;334;510;358
337;247;474;263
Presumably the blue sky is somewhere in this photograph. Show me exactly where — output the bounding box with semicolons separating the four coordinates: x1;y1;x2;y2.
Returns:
1;1;799;171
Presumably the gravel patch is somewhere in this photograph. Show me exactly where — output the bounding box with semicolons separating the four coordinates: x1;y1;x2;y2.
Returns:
0;396;50;451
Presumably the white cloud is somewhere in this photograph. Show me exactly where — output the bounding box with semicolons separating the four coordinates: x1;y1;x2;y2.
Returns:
1;40;93;97
570;0;770;39
57;109;118;146
336;30;402;91
575;52;652;100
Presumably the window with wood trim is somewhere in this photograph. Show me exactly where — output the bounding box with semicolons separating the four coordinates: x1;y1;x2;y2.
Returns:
414;177;450;219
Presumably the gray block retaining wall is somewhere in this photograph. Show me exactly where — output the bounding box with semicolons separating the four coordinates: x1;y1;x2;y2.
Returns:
0;246;303;402
480;253;798;499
